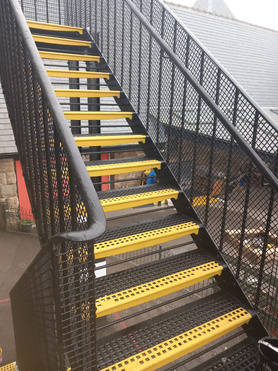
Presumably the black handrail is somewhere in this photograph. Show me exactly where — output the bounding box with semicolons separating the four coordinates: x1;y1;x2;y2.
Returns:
141;0;278;134
7;0;106;244
125;0;278;193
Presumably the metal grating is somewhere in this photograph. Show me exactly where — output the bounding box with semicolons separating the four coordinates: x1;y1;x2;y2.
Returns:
95;249;217;296
96;213;198;243
190;338;258;371
97;184;179;200
97;293;247;369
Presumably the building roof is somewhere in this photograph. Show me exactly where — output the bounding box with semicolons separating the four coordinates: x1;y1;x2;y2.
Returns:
166;2;278;118
192;0;235;19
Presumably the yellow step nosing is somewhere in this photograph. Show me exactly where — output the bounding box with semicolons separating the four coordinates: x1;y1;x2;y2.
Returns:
47;69;108;78
27;20;83;34
64;111;133;120
33;35;92;47
40;51;100;62
86;160;161;177
100;189;179;212
55;89;120;98
74;135;146;147
101;308;251;371
0;362;17;371
96;262;223;317
95;222;200;259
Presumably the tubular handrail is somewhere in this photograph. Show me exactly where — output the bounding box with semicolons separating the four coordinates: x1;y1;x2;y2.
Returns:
6;0;106;244
124;0;278;193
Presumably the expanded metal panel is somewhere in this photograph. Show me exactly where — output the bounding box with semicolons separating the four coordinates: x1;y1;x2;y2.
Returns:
1;1;105;370
14;0;278;354
10;247;60;371
79;0;278;337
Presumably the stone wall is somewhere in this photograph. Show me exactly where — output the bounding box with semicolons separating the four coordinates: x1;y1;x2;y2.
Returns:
0;158;19;231
111;151;146;189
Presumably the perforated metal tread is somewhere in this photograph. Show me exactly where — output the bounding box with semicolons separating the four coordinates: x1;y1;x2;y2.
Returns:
94;213;200;258
97;184;180;212
0;363;17;371
97;293;252;370
96;249;219;297
74;134;146;147
85;157;161;177
190;338;258;371
55;89;121;98
40;51;100;62
64;111;133;121
27;20;84;34
97;184;178;200
97;213;199;243
47;69;107;78
33;35;92;48
96;254;223;317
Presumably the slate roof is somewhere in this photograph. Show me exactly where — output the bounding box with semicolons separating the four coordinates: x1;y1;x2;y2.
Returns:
192;0;235;19
166;1;278;112
1;2;278;156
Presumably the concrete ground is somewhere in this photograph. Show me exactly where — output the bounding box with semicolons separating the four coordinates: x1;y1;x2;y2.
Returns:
0;231;40;367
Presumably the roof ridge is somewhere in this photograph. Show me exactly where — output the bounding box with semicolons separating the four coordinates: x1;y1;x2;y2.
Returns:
165;1;278;33
192;0;235;19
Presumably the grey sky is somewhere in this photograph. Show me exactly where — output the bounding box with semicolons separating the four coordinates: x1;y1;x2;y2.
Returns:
166;0;278;31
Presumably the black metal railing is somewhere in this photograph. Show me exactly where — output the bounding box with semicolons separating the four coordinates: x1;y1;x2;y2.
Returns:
5;0;278;365
63;0;278;337
0;0;105;369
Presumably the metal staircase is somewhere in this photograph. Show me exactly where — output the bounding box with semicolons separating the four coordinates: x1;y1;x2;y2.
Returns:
1;0;278;370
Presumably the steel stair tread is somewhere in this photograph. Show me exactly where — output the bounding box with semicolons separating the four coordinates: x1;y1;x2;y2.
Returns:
95;250;223;317
97;292;252;370
96;250;215;296
94;213;200;258
190;338;258;371
0;363;17;371
85;156;161;177
74;134;146;146
27;20;84;34
55;89;121;98
97;184;180;212
64;111;133;121
33;34;92;47
47;69;108;78
39;51;100;61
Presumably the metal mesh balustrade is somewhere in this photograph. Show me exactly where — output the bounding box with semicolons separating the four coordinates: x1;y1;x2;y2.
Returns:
16;0;278;338
0;0;105;369
65;0;278;337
